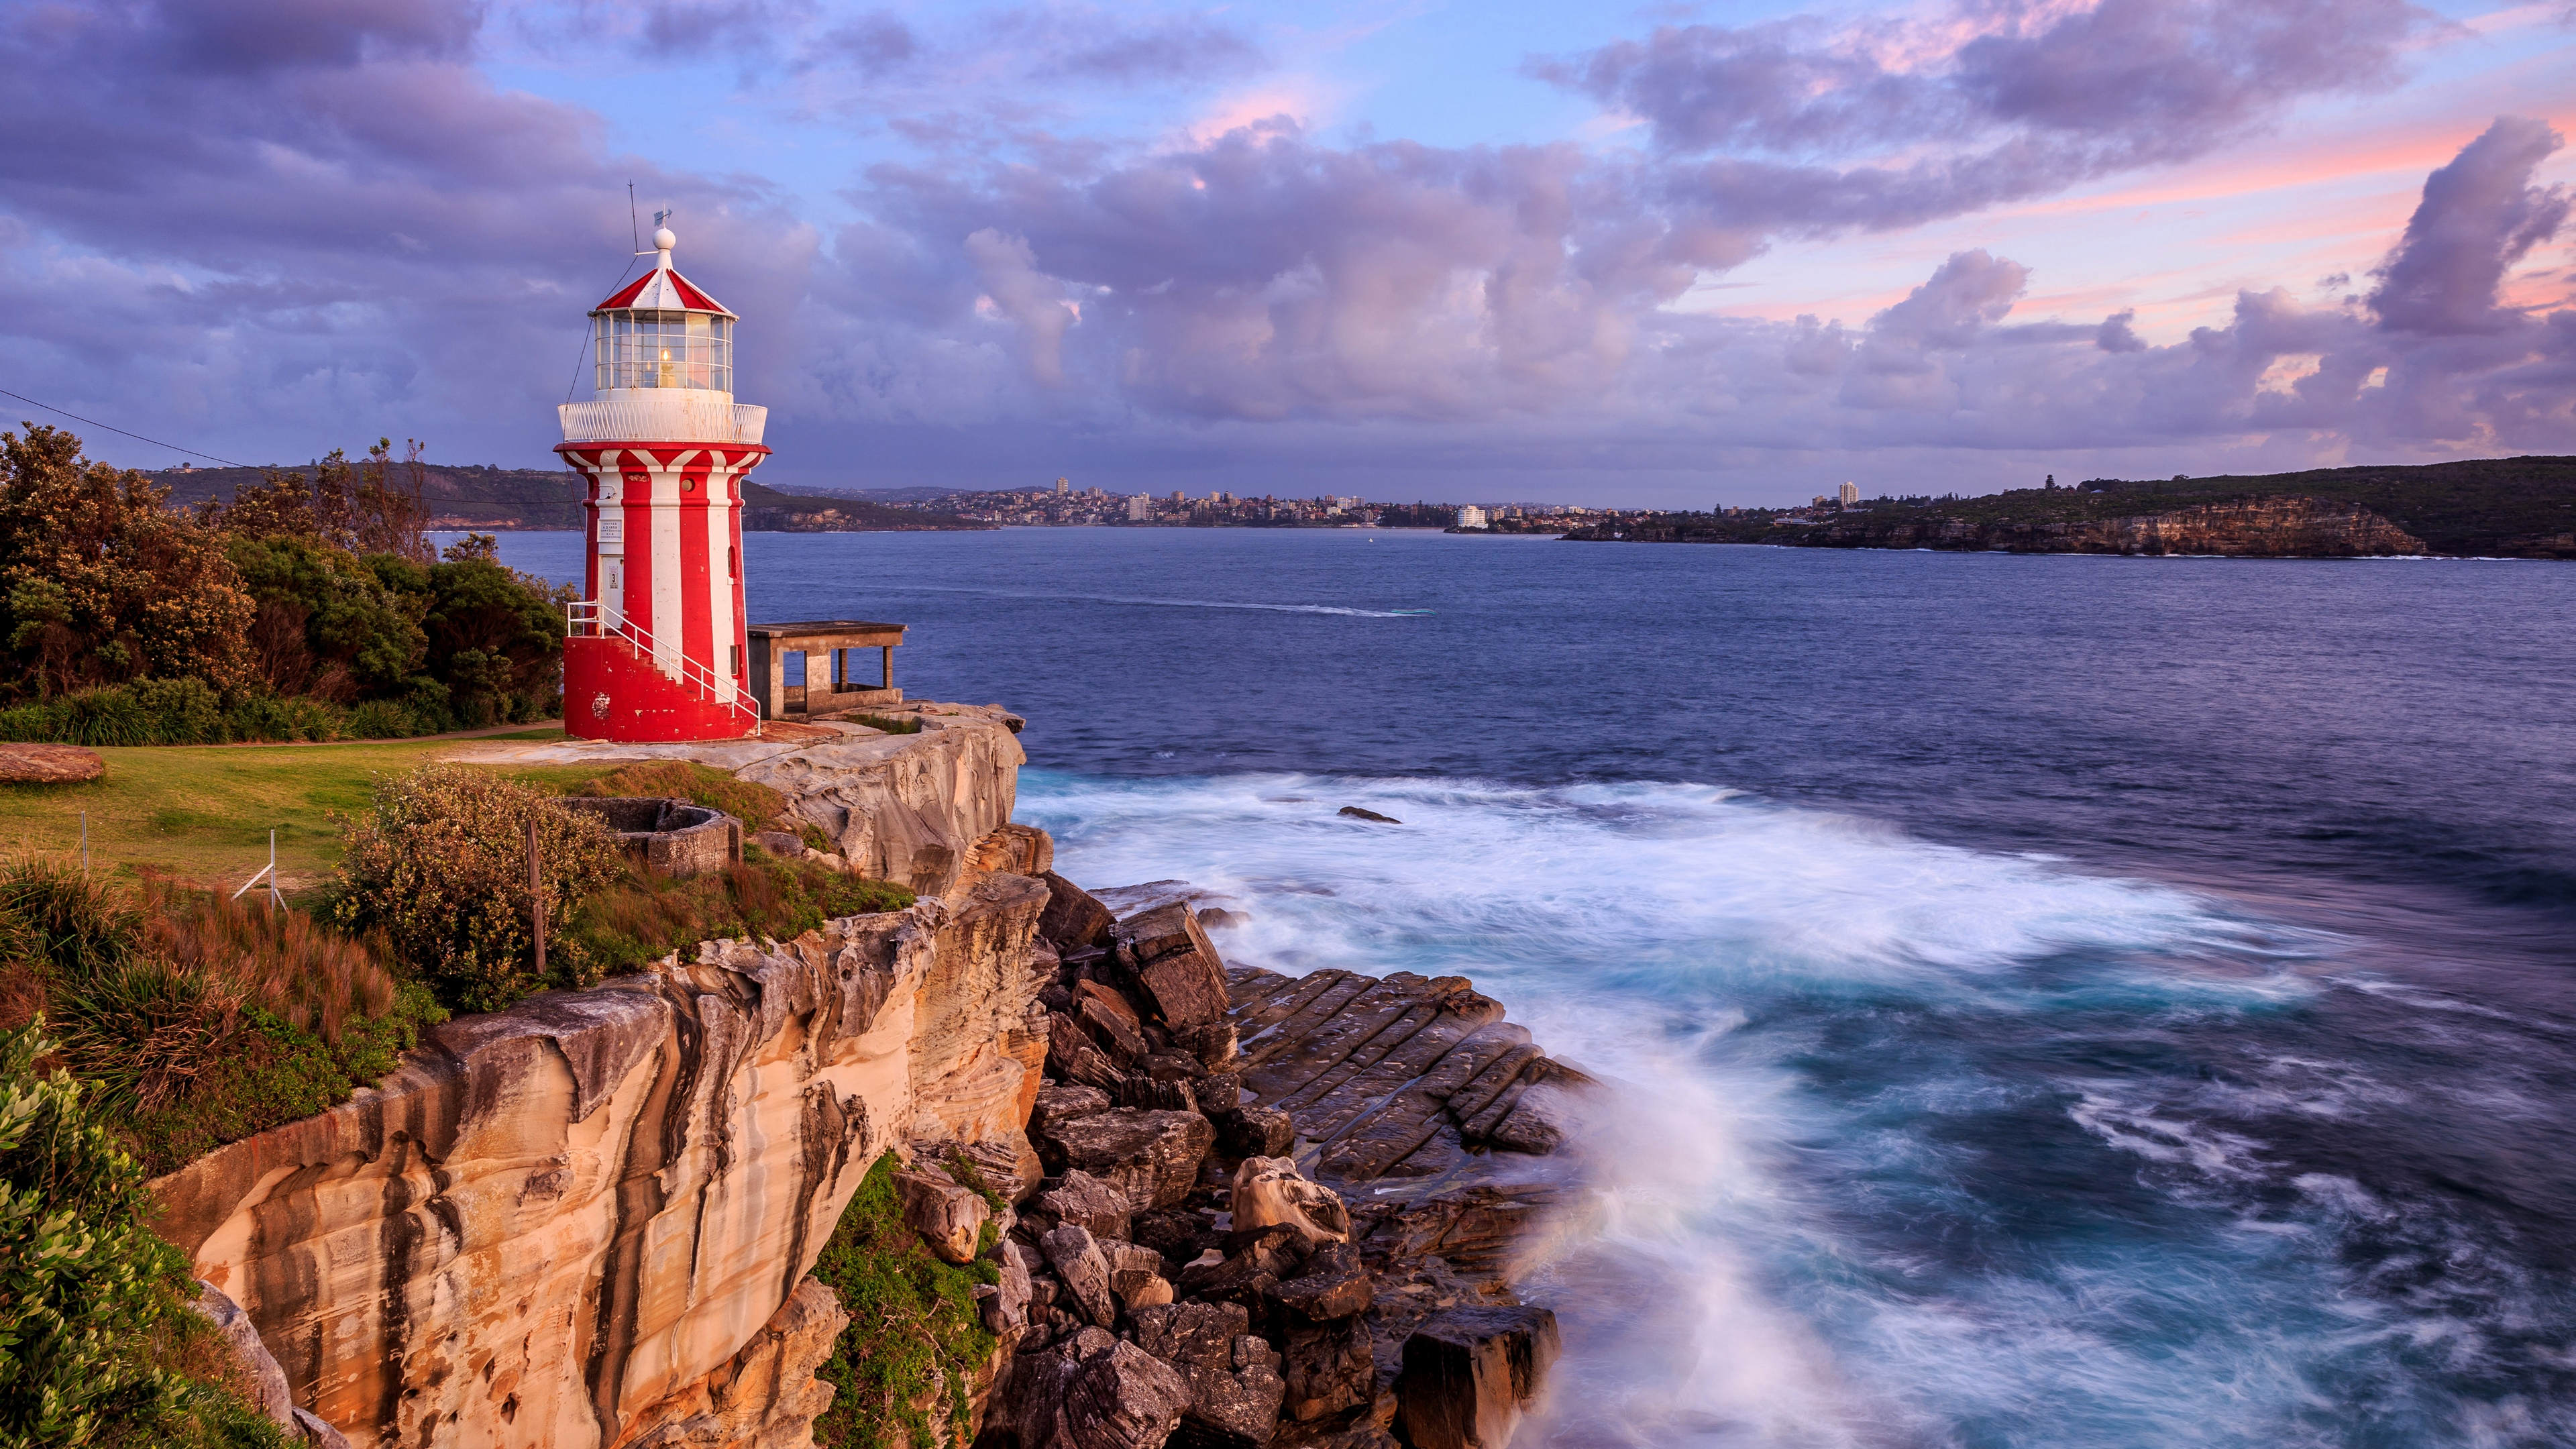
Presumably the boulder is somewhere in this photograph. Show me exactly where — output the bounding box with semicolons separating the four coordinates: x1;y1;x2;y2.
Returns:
1010;1326;1193;1449
751;829;807;857
1034;1081;1115;1134
1279;1318;1375;1423
193;1281;293;1430
1116;1075;1199;1114
1229;1157;1349;1248
1171;1021;1239;1071
1129;1301;1285;1449
1046;1108;1216;1211
1077;980;1152;1063
1395;1305;1560;1449
1040;872;1118;955
1110;1241;1176;1310
0;743;103;784
1115;904;1232;1030
1195;907;1248;930
1131;1206;1225;1267
1040;1222;1121;1328
1177;1224;1305;1309
1486;1081;1578;1156
1336;806;1399;824
1214;1106;1293;1160
1049;1012;1129;1091
1037;1169;1134;1242
976;1241;1037;1332
1271;1242;1371;1322
894;1166;990;1265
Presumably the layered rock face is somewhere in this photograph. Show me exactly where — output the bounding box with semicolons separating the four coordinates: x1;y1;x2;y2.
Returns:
148;870;1054;1449
1799;495;2430;556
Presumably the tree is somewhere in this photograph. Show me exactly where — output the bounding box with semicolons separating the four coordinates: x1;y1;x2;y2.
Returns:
0;427;254;700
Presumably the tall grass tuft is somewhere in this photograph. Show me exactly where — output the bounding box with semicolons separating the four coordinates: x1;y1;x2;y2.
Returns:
55;959;247;1115
142;881;396;1046
0;856;140;979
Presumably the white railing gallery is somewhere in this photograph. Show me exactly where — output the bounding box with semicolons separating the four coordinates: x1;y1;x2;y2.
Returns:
566;600;757;729
558;393;767;444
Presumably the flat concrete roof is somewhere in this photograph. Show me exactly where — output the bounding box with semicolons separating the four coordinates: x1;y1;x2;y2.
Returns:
747;620;904;637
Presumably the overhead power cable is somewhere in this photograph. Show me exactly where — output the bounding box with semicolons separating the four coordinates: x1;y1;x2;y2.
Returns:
0;386;253;468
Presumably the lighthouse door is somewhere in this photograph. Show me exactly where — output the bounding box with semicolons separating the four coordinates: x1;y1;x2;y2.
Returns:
602;561;625;627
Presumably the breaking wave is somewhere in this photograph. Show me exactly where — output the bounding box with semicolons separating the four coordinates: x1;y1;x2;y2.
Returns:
1022;770;2576;1448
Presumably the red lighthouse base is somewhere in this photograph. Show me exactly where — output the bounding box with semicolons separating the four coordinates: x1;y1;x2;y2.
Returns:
564;635;756;743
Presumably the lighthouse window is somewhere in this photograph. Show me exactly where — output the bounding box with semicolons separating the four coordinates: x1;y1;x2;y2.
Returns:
594;311;733;393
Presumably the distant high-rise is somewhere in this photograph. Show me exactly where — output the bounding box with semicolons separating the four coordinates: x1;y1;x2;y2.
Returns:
1457;505;1488;529
1171;489;1185;504
1839;482;1860;506
1056;477;1069;494
1126;494;1150;521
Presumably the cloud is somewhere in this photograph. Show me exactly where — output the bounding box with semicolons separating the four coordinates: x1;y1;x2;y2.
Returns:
1533;0;2426;224
0;0;2563;500
2369;116;2571;335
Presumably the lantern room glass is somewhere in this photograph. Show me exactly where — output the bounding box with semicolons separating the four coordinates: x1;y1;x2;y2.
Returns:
594;312;733;393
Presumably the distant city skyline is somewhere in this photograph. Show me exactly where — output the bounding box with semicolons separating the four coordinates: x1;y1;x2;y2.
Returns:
1;0;2569;508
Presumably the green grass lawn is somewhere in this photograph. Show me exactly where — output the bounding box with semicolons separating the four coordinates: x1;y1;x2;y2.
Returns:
0;729;566;892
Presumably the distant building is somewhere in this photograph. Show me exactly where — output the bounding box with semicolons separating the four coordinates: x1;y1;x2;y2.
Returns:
1056;477;1069;494
1126;494;1150;521
1171;489;1185;504
1457;505;1488;529
1839;482;1859;506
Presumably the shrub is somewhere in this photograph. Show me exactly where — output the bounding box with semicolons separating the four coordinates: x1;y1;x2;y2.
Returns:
848;713;922;736
54;960;246;1116
130;678;227;744
809;1152;996;1449
0;857;138;980
563;856;914;979
333;766;623;1014
343;698;418;739
0;1020;289;1448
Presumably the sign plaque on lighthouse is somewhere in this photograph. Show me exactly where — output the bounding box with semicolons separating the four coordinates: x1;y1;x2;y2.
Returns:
556;223;769;741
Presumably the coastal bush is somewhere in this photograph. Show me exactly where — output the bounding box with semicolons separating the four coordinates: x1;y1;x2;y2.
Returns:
0;861;443;1175
808;1152;996;1449
564;854;913;978
0;1020;290;1449
331;766;622;1013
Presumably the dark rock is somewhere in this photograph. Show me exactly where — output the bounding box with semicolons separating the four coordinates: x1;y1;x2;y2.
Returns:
1040;1222;1120;1328
1172;1020;1240;1071
1045;1108;1216;1211
1108;1241;1175;1311
1272;1243;1371;1323
1118;1075;1200;1114
1040;872;1119;955
1131;1301;1286;1449
1036;1169;1134;1242
1279;1318;1375;1423
1335;806;1400;824
1009;1325;1193;1449
1197;1071;1244;1114
1077;979;1153;1063
977;1242;1038;1332
1131;1206;1224;1267
751;828;808;857
1395;1305;1560;1449
1050;1012;1129;1091
1034;1082;1115;1132
1179;1224;1307;1308
1215;1106;1293;1159
1195;907;1248;930
1117;904;1234;1030
1143;1048;1210;1083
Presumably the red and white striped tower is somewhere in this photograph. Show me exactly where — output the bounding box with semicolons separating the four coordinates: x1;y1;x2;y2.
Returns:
556;223;769;741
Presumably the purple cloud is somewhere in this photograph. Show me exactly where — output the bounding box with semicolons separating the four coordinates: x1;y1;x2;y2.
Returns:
2369;116;2571;335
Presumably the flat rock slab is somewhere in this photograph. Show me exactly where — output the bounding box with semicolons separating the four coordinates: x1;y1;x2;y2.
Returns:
0;743;103;783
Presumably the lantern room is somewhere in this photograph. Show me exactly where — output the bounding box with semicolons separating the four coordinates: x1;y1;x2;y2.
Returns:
592;232;737;393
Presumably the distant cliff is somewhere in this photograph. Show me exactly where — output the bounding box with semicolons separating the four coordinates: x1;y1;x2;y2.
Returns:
1789;496;2430;557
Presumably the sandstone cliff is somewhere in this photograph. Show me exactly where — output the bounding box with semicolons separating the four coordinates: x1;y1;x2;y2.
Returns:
449;706;1026;898
1794;494;2430;556
148;870;1054;1449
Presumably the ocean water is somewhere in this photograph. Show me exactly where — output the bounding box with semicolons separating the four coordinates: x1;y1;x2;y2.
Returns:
488;527;2576;1448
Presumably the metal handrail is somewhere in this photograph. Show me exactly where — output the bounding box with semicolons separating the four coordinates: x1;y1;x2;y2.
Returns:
567;600;757;727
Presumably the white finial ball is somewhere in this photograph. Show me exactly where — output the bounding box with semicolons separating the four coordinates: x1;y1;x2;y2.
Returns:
653;225;676;252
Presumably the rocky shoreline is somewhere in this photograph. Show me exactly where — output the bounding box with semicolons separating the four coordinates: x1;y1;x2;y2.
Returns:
981;869;1588;1449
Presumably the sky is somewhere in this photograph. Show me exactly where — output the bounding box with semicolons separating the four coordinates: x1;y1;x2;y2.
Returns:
1;0;2571;506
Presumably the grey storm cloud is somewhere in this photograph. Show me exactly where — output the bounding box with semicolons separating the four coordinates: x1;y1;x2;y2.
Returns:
0;0;2566;494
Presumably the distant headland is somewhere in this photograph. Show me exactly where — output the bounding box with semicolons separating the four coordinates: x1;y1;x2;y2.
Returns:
1546;455;2576;559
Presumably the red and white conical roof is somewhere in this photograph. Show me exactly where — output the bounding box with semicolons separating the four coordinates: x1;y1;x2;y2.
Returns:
592;227;736;318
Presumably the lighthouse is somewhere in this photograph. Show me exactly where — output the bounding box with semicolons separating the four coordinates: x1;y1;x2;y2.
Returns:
557;223;768;741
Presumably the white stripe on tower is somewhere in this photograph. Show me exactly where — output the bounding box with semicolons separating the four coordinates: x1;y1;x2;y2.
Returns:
649;455;684;674
706;462;736;704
